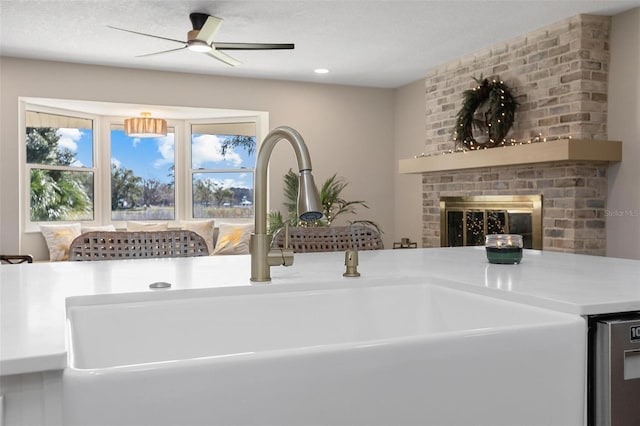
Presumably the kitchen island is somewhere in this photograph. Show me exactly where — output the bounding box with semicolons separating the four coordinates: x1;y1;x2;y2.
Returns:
1;247;639;425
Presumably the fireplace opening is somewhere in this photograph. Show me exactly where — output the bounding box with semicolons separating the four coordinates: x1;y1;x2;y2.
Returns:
440;195;542;249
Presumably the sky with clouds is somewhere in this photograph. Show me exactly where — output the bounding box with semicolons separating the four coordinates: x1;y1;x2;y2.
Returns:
56;128;255;188
56;128;91;167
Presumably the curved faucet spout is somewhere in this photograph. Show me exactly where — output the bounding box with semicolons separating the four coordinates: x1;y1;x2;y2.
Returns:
251;126;323;282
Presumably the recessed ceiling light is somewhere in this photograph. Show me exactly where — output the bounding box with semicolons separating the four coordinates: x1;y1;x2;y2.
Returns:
314;68;329;74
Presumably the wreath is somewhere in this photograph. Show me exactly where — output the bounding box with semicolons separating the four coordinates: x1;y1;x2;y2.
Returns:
454;76;518;149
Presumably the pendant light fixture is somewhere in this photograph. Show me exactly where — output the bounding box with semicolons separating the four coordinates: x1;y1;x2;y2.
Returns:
124;112;167;138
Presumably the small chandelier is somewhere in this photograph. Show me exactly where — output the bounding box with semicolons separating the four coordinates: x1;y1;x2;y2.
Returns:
124;112;167;138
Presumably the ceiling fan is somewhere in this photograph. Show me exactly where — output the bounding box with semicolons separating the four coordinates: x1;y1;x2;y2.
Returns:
107;12;294;66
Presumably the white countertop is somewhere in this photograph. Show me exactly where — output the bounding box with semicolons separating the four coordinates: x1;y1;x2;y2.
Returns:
1;247;639;376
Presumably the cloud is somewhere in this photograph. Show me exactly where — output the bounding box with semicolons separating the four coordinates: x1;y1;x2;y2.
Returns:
191;134;242;168
153;134;175;168
194;174;252;189
56;128;82;152
222;176;251;189
132;137;141;147
111;157;121;168
221;173;253;189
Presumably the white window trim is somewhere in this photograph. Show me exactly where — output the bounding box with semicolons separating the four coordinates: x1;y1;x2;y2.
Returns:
184;115;267;223
104;117;185;230
20;99;269;235
20;101;101;233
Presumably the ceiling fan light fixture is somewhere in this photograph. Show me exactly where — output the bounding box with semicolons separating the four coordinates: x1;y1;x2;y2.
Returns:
188;39;211;52
187;30;211;52
124;112;167;138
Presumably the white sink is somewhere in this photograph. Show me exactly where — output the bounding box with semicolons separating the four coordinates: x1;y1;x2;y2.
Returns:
64;280;586;425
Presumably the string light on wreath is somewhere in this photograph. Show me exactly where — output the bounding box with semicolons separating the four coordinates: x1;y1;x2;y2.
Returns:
453;76;518;150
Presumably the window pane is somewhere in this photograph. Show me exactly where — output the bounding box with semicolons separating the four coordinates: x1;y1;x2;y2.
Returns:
110;126;175;221
191;123;256;169
26;111;93;168
191;122;256;220
30;169;94;221
193;172;254;219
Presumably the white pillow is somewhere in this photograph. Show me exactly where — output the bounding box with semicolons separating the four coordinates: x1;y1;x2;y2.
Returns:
212;223;253;255
81;224;116;233
181;219;215;255
126;221;169;232
40;223;82;261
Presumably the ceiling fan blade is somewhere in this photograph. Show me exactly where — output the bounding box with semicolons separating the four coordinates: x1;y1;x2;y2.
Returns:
207;49;241;67
136;46;188;58
196;15;223;45
215;42;295;50
107;25;186;45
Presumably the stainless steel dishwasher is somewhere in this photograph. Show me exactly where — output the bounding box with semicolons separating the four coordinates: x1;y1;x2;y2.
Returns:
589;313;640;426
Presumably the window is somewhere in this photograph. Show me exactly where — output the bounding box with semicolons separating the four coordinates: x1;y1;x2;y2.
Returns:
25;110;95;222
110;125;176;221
21;100;265;233
189;122;256;219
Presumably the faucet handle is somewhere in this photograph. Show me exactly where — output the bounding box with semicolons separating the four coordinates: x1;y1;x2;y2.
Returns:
284;224;290;249
266;225;294;267
281;247;294;266
281;225;293;266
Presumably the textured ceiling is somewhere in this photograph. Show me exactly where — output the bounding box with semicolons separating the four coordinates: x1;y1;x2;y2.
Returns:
1;0;639;89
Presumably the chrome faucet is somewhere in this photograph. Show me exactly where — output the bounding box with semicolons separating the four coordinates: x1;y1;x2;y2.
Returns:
250;126;323;282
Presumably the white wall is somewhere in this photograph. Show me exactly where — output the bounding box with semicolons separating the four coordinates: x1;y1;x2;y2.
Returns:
393;79;425;246
607;7;640;260
0;58;395;259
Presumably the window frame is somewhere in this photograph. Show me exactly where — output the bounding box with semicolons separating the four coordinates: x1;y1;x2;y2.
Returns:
184;116;263;223
20;100;268;235
104;117;183;229
21;103;101;233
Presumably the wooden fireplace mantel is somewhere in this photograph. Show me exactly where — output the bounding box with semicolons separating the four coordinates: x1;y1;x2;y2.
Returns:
399;139;622;174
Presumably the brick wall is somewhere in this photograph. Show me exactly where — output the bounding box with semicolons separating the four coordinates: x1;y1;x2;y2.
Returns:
421;15;611;255
422;161;608;255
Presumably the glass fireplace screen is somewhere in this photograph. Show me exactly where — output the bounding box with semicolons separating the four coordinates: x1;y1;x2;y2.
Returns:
440;195;542;249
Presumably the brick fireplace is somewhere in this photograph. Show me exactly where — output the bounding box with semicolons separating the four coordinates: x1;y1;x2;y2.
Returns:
399;14;622;256
423;161;609;254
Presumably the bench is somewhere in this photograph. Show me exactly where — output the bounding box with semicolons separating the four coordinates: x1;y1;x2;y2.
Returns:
270;225;384;253
68;230;209;261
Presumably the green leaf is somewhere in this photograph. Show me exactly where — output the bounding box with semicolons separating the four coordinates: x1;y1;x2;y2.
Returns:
274;170;382;233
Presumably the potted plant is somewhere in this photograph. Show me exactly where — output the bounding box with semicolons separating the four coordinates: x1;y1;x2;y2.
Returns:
267;169;381;235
